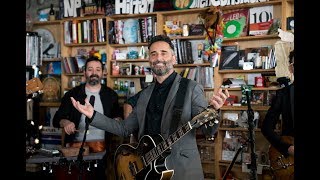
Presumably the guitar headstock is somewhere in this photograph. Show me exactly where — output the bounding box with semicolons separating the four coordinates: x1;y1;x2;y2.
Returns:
26;78;43;97
190;107;220;129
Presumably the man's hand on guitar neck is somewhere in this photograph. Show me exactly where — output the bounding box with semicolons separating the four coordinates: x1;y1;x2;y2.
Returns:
209;88;229;109
288;145;294;156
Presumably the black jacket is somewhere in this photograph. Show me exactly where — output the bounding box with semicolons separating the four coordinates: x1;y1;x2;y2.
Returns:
261;83;294;156
52;83;122;145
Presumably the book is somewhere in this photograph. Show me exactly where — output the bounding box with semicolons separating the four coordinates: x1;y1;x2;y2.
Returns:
219;45;240;70
75;55;86;73
222;8;249;38
249;6;274;36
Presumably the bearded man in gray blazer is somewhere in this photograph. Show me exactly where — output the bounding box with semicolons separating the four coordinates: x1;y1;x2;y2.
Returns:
70;35;229;180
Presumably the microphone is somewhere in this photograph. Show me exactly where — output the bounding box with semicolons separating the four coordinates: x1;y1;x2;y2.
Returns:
42;43;54;55
85;95;95;126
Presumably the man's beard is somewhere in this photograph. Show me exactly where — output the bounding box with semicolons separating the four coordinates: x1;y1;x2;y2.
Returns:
151;60;173;76
87;74;101;85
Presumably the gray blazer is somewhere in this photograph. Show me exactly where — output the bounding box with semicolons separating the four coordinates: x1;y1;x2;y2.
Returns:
91;74;209;180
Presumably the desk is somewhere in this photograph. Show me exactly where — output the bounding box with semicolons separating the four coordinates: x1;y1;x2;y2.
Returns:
26;151;106;164
26;151;106;180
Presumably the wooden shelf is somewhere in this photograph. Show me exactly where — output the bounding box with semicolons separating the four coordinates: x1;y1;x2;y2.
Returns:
202;160;215;164
110;59;149;62
170;35;206;40
219;69;275;74
109;12;157;19
223;34;280;42
219;160;242;168
222;87;281;91
204;88;214;91
42;58;62;62
61;15;106;21
33;20;61;25
174;63;211;67
64;42;106;47
109;42;148;48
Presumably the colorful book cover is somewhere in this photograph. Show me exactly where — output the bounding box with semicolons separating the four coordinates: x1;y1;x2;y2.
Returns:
249;6;274;36
222;8;249;38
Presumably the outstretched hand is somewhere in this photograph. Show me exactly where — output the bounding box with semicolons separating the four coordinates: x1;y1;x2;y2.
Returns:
70;97;94;119
209;88;229;110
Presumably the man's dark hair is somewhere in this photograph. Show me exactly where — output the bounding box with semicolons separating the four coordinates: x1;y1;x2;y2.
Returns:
84;56;104;71
289;50;294;63
148;34;174;50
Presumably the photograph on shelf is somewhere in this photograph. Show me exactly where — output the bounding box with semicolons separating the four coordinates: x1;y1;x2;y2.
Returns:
40;74;61;102
250;91;266;106
47;61;61;75
219;45;240;70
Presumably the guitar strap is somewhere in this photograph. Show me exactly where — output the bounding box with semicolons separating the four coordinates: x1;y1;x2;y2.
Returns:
169;78;190;135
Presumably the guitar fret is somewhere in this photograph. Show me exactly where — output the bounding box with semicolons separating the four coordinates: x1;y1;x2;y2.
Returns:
172;133;178;141
163;141;168;150
144;152;151;165
177;128;184;137
157;144;163;154
151;149;157;160
168;136;173;146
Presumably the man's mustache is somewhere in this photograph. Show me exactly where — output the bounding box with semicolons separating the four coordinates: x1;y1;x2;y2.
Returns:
152;60;167;66
90;74;99;78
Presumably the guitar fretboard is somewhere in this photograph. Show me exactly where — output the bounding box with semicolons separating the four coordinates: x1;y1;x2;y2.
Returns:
143;108;218;165
144;122;192;165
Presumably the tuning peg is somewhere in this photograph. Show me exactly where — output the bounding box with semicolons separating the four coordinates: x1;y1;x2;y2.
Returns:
42;163;46;171
87;162;91;171
48;164;53;173
68;162;72;174
94;160;98;168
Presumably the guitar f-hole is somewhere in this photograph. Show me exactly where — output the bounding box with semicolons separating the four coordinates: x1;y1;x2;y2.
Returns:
129;161;138;176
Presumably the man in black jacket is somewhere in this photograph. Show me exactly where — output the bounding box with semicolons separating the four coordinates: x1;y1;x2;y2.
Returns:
53;56;122;179
261;50;294;178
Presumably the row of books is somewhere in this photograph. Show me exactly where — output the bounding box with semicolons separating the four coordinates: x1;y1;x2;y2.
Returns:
62;56;86;74
171;39;194;64
109;16;157;44
64;18;106;44
26;32;41;66
222;5;275;38
219;45;276;70
180;67;214;88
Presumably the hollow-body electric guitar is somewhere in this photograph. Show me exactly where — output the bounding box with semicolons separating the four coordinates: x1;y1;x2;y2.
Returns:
268;136;294;179
114;108;219;180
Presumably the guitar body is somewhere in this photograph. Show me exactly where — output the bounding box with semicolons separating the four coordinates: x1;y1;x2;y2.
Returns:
268;136;294;180
115;134;173;180
114;108;219;180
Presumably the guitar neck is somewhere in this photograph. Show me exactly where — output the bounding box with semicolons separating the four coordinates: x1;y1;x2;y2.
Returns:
143;107;218;166
144;122;192;165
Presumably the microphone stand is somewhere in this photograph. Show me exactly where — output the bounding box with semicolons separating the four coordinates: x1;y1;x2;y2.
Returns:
222;90;258;180
245;90;258;180
76;120;90;180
